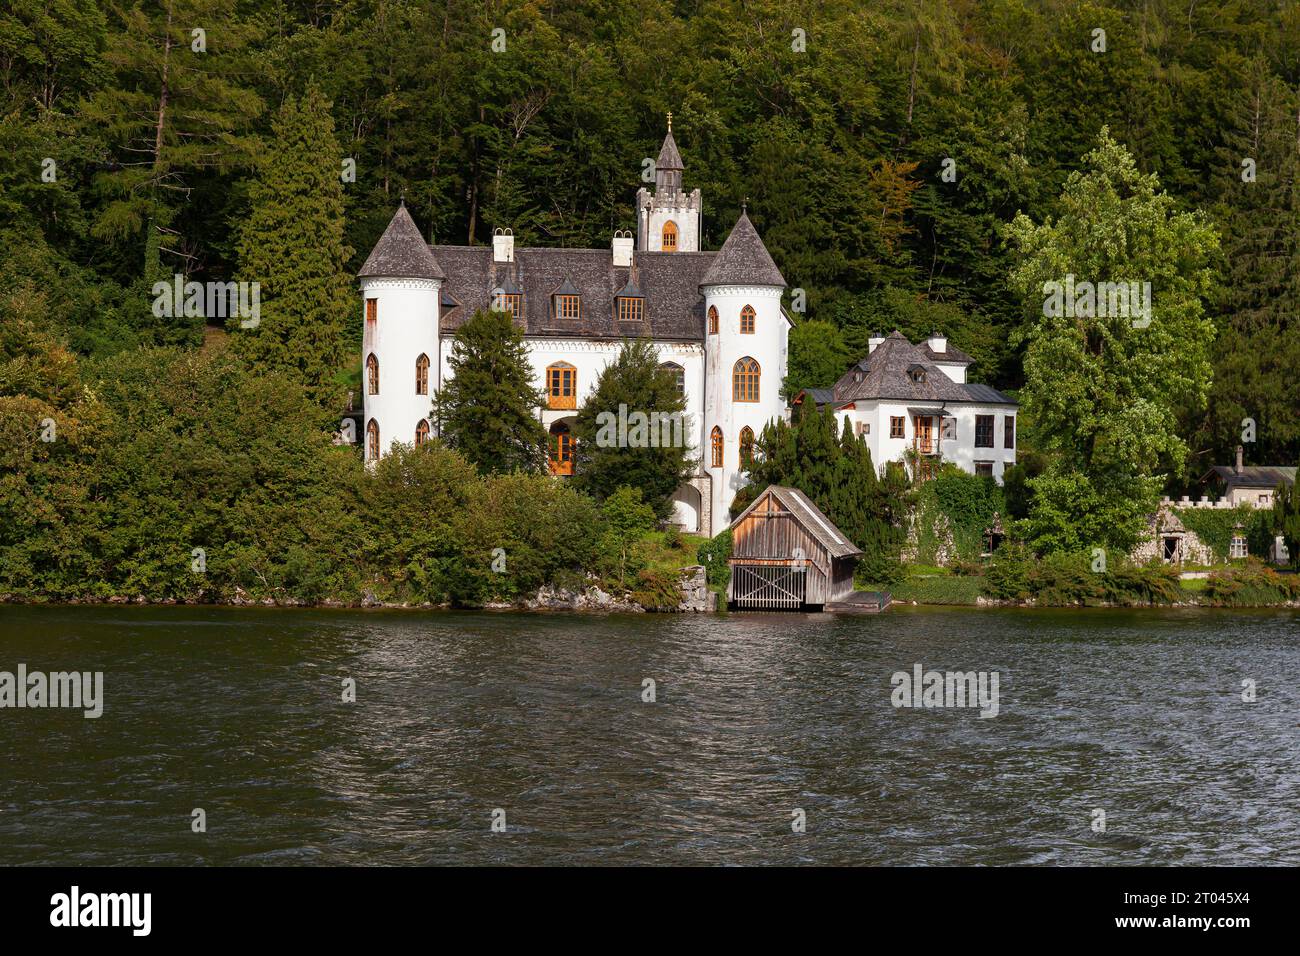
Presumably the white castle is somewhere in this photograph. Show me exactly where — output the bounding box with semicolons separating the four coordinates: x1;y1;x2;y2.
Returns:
357;117;1018;537
357;117;789;535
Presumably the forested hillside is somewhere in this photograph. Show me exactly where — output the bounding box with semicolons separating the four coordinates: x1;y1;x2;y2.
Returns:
2;0;1298;478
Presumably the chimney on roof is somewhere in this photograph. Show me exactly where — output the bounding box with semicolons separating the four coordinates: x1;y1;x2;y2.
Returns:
927;330;947;353
1235;444;1243;475
868;331;885;353
492;227;514;264
611;230;634;268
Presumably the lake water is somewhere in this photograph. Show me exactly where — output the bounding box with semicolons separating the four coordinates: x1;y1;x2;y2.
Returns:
0;605;1296;865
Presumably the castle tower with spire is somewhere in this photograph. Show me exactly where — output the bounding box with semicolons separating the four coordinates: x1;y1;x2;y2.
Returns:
636;113;702;253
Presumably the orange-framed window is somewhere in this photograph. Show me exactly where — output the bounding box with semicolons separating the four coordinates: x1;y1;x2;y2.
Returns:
366;353;379;395
494;293;522;318
733;356;760;403
708;305;718;334
890;416;905;439
555;294;580;320
662;220;678;251
366;419;380;460
617;296;643;323
739;426;755;468
547;363;577;409
415;419;430;447
710;426;723;468
740;304;756;334
415;353;429;395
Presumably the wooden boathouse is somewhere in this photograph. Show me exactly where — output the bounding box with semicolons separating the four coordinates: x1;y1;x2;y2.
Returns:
726;485;865;610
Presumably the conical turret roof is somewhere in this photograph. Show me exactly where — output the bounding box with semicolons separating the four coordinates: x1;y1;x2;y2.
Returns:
358;203;445;280
700;210;785;288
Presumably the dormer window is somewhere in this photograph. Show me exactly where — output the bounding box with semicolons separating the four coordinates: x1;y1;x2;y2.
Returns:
553;278;581;321
491;278;522;319
908;364;927;384
615;277;644;323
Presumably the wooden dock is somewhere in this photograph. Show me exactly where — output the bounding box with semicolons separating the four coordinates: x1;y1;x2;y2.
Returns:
825;591;892;614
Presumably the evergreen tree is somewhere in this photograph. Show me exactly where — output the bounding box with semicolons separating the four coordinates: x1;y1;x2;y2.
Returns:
572;339;692;519
1274;468;1300;570
233;86;354;411
433;309;547;475
83;0;262;343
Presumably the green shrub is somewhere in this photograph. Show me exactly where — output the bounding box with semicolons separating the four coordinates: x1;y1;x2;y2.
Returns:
631;569;682;609
696;529;732;591
1202;561;1299;606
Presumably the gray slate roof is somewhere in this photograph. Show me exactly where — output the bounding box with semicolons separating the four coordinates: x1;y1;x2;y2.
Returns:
1207;465;1296;489
358;204;446;280
434;246;716;341
832;331;1016;405
656;130;684;170
730;485;863;558
700;211;786;288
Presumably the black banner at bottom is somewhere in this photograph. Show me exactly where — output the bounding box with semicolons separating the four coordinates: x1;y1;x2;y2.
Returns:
0;865;1282;942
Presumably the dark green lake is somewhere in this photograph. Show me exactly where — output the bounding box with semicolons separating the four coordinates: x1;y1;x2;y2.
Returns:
0;604;1296;865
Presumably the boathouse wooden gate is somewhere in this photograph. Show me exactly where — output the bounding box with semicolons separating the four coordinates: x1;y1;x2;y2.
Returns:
726;486;862;610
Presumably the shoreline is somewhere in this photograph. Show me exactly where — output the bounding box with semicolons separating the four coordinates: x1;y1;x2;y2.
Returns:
3;594;1298;612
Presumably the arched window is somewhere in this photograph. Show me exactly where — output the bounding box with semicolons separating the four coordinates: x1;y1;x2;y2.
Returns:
733;356;760;403
415;419;430;447
366;353;379;395
415;354;429;395
740;304;756;334
710;427;724;468
708;305;718;335
659;362;685;396
366;419;380;461
547;362;576;410
739;426;755;468
662;220;678;252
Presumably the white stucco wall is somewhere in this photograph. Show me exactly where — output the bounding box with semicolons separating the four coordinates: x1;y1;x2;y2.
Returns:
702;284;788;527
837;400;1017;481
360;277;440;461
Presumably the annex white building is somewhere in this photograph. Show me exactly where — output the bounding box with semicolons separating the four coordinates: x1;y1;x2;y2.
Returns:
357;118;790;535
793;331;1018;483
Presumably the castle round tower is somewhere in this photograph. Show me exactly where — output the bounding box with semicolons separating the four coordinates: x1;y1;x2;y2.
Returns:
700;209;789;526
356;202;445;462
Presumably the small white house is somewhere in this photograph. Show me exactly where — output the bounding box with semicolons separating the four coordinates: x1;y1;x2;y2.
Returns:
795;331;1018;482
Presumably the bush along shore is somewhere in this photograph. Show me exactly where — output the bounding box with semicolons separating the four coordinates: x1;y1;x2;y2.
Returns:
866;553;1300;609
0;341;728;612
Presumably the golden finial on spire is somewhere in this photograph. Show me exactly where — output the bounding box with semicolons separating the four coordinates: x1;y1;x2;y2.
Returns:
666;111;673;132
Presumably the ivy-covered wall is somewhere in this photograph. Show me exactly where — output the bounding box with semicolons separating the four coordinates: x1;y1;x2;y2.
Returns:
1174;507;1275;562
903;469;1005;566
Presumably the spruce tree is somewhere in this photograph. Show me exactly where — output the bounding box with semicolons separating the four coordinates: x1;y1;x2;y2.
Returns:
83;0;262;344
572;339;692;519
1274;468;1300;570
433;309;547;475
233;86;354;412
